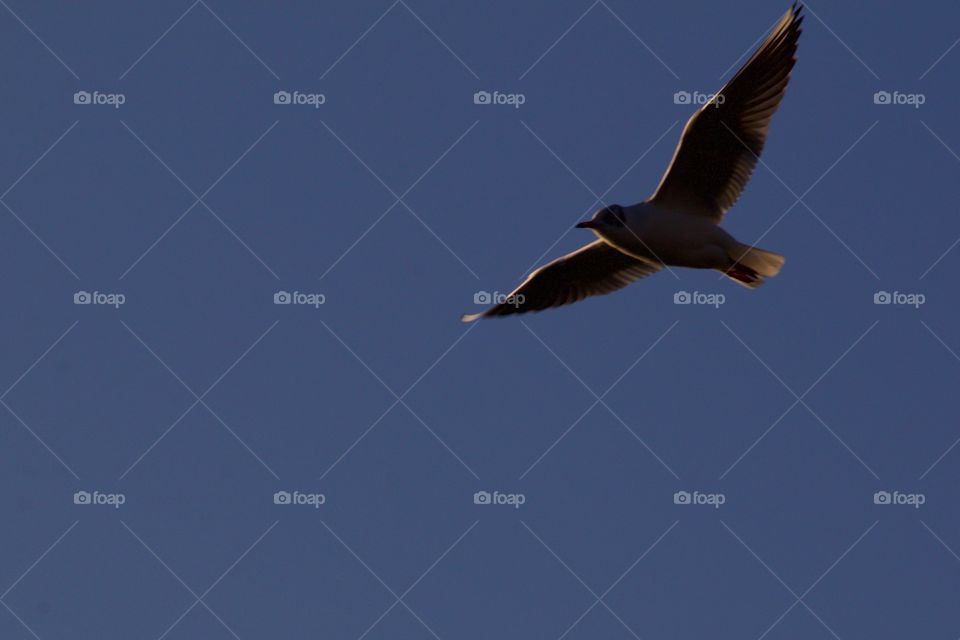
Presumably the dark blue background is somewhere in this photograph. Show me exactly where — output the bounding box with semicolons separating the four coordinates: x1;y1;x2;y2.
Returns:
1;1;958;638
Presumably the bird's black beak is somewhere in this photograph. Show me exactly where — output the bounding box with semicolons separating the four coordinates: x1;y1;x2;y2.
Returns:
575;220;598;229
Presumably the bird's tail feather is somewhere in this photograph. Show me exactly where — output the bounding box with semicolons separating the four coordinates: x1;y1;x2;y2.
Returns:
722;244;785;288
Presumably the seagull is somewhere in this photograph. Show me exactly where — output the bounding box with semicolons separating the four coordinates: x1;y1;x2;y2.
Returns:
463;4;802;322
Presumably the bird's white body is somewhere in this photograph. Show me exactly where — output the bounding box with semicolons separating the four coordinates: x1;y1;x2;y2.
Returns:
595;201;738;270
463;4;801;320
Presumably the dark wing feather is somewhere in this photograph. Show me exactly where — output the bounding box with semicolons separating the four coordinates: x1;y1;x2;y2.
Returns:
649;4;803;222
462;240;660;321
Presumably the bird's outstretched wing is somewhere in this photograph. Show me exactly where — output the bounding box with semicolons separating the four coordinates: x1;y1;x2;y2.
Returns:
649;4;803;223
462;240;661;321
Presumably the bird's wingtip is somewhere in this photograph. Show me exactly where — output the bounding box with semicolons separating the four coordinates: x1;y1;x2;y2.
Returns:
461;312;482;323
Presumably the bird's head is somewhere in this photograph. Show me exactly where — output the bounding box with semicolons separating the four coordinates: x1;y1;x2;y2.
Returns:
576;204;626;232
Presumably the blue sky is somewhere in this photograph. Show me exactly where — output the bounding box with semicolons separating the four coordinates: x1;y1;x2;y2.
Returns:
1;1;959;638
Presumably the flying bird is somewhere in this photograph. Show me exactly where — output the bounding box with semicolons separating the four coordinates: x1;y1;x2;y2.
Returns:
464;4;802;322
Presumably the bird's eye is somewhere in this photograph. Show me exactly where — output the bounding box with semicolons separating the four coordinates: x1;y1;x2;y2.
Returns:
607;206;625;225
